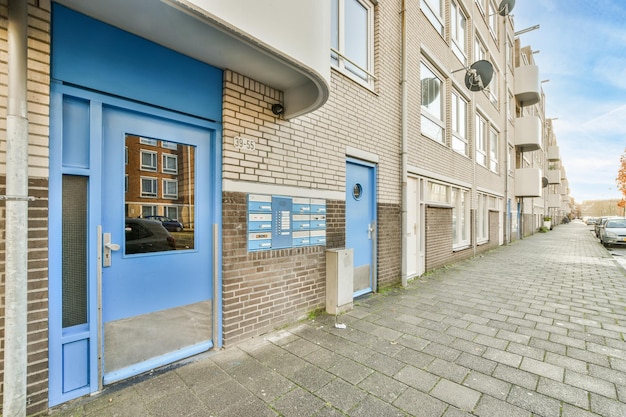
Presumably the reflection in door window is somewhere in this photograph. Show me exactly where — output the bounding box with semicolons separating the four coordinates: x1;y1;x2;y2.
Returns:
125;134;196;253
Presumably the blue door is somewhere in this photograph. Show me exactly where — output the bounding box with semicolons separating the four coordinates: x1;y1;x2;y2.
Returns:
346;159;377;296
101;106;217;384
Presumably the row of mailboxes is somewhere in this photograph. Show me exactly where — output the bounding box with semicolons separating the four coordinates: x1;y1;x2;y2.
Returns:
247;194;327;252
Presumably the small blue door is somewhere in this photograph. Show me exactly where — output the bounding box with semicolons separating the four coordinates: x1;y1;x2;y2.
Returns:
346;159;376;296
101;106;216;384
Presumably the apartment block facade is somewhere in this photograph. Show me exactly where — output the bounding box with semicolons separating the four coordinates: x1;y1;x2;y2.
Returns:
0;0;570;413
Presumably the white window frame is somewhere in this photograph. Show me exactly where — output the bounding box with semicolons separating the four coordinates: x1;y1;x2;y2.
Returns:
162;153;178;174
422;0;444;36
164;206;179;220
489;127;499;173
161;141;178;150
477;193;489;243
475;113;487;166
427;181;450;205
474;37;487;62
451;1;468;64
452;187;470;249
139;137;157;146
421;60;445;144
162;179;178;200
141;177;157;198
488;69;499;106
488;0;499;40
142;205;157;217
451;90;468;156
140;150;157;172
331;0;375;87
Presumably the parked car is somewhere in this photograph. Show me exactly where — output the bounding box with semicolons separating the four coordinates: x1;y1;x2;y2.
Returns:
595;216;622;238
144;215;184;232
600;218;626;247
125;218;176;254
585;217;598;225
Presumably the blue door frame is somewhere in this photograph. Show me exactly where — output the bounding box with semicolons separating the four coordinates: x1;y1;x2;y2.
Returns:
49;5;224;406
346;159;377;297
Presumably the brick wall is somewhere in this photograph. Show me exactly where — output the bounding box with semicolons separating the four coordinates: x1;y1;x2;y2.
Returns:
222;192;347;346
0;1;51;414
377;203;401;288
425;206;453;271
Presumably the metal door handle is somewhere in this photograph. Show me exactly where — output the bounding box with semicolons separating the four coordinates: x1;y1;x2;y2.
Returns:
368;224;374;239
103;233;119;267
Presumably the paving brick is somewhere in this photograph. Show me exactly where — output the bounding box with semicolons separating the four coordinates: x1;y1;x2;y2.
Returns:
506;385;562;416
492;364;539;391
393;365;440;392
590;393;626;417
483;347;522;368
473;395;531;417
430;379;481;412
463;371;511;400
426;358;471;383
520;357;564;381
454;352;497;375
537;377;589;409
564;370;617;399
393;388;447;417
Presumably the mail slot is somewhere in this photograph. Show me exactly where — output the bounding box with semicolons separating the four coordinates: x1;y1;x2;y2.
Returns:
292;197;311;213
293;214;311;230
292;230;311;246
248;213;272;231
248;232;272;251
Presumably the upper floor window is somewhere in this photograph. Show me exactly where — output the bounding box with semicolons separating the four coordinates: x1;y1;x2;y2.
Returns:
475;113;487;166
162;154;178;175
451;91;468;156
422;0;444;35
331;0;375;87
140;150;157;172
490;127;499;172
421;61;445;143
139;137;157;146
474;37;487;62
489;69;499;106
488;0;499;40
451;1;467;63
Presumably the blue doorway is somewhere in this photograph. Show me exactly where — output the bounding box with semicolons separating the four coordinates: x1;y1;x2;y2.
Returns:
346;159;377;296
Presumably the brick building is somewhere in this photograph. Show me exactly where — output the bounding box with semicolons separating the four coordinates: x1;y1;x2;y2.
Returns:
0;0;570;414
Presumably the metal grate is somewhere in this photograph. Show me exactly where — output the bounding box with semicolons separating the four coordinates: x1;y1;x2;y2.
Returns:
62;175;88;328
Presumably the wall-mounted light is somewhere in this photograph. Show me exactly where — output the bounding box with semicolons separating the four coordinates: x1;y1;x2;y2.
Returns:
271;103;284;115
514;24;540;36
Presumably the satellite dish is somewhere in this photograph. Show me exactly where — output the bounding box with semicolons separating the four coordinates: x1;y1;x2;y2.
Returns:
542;177;549;188
464;60;494;92
421;77;440;106
497;0;515;16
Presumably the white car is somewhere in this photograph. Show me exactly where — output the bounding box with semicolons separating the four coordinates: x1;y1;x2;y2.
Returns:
600;218;626;247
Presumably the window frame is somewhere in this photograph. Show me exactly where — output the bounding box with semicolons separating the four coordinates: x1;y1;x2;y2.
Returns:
451;1;468;64
489;127;499;173
476;193;489;243
451;90;469;156
331;0;376;88
140;176;158;198
452;187;470;249
475;112;487;166
421;60;445;144
162;179;179;200
140;150;158;172
422;0;444;36
162;153;178;175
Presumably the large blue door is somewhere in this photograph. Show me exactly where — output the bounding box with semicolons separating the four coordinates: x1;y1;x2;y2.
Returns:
346;160;377;296
101;106;217;384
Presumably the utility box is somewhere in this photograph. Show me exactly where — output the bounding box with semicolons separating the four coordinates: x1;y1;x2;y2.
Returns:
326;248;354;315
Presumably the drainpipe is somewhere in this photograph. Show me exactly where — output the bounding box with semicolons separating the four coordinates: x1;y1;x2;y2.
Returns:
3;1;29;416
400;0;408;287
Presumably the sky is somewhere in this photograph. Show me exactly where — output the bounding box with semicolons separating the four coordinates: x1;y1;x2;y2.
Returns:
512;0;626;203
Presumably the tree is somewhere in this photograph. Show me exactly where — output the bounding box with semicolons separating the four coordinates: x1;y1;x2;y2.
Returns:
618;149;626;215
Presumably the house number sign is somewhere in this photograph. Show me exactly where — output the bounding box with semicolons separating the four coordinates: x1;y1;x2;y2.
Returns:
233;136;256;152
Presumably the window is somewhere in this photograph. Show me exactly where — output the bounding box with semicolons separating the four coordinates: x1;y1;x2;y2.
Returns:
161;141;178;150
475;113;487;166
141;205;157;217
451;91;468;156
428;181;449;204
489;70;499;106
141;150;157;172
162;154;178;174
421;61;444;143
139;137;157;146
490;127;499;172
163;179;178;199
475;0;488;15
331;0;375;86
474;37;487;62
422;0;444;35
451;1;467;63
164;206;179;220
488;0;499;40
477;193;488;243
141;177;157;197
452;187;470;248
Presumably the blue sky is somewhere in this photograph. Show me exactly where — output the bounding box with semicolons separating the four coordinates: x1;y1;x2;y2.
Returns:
513;0;626;202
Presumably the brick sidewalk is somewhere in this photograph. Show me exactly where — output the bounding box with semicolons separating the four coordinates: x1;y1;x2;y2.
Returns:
51;221;626;417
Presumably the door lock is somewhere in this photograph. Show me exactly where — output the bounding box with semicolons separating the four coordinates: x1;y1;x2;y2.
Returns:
103;233;120;267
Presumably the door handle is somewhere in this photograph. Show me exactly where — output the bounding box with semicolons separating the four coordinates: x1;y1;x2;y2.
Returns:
368;224;374;239
103;233;120;267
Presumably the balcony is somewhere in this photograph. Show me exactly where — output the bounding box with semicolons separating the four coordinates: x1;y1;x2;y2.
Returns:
514;116;542;152
514;168;542;198
547;194;561;208
547;169;561;184
56;0;331;119
547;146;560;161
514;65;540;106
